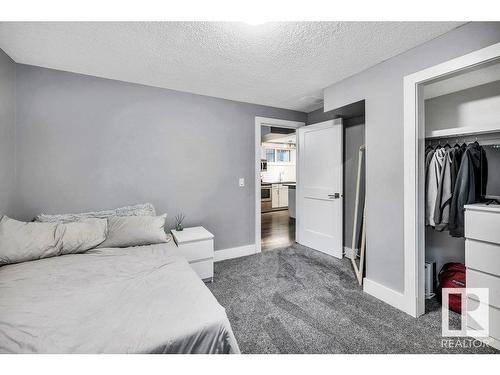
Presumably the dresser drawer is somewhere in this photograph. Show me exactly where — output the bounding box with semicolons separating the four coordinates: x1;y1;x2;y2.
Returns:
467;269;500;309
189;259;214;281
466;239;500;276
175;238;214;262
466;209;500;244
467;298;500;341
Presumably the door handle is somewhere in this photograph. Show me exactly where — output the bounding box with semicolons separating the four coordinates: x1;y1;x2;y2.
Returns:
328;193;341;199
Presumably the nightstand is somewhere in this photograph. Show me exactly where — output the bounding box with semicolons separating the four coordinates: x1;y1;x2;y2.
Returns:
171;226;214;282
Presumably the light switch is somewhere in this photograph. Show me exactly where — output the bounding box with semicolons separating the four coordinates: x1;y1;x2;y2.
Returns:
239;178;245;187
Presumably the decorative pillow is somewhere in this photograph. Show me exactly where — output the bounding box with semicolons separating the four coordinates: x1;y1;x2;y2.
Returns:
60;218;108;254
35;203;156;223
0;216;65;266
98;214;168;248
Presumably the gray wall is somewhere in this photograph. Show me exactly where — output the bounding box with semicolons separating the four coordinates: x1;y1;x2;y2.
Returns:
307;107;339;124
425;79;500;131
342;120;365;252
0;48;16;217
307;108;365;250
15;64;306;251
307;100;365;124
323;22;500;293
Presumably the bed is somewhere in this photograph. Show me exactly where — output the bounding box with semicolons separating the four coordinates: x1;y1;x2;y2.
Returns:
0;241;240;354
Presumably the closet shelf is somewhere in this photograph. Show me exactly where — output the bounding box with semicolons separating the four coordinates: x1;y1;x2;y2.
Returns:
425;124;500;139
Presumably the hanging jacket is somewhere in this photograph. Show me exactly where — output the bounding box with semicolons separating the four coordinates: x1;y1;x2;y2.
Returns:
424;148;435;212
450;145;463;193
426;148;447;227
448;142;485;237
434;147;453;231
425;149;435;180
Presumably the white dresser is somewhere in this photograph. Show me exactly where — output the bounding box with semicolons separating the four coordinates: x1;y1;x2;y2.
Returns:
465;204;500;350
171;226;214;282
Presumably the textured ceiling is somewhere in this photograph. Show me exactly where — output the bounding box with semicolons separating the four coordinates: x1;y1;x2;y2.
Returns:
0;22;464;112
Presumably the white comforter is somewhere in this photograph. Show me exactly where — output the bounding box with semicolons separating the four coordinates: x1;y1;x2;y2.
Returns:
0;242;239;354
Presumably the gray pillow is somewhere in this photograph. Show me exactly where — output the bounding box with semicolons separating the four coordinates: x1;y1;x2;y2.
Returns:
60;218;108;254
98;214;168;248
35;203;156;223
0;216;65;266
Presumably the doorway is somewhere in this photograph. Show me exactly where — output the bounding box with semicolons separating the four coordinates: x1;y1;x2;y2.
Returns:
255;117;303;252
254;117;348;258
403;42;500;318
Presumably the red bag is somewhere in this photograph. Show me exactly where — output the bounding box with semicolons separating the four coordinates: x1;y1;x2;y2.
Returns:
437;262;466;314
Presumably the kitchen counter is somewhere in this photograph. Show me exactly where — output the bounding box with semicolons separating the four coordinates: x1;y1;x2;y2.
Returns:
282;183;296;189
261;181;296;186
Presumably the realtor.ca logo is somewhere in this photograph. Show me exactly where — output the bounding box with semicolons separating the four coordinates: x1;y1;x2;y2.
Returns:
441;288;489;348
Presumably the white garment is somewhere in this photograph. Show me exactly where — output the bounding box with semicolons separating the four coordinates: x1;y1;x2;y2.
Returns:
426;148;446;226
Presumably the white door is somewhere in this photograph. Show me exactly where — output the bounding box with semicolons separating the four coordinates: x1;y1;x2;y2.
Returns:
297;119;343;259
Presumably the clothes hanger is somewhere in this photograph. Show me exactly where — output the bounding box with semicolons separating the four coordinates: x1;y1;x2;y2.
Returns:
425;141;433;152
439;136;451;149
426;139;433;150
461;137;468;148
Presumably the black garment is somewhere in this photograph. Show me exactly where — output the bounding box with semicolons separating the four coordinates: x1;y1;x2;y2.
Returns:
448;142;485;237
450;146;462;194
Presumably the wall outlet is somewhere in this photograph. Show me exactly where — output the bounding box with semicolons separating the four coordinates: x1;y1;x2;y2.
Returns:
239;178;245;187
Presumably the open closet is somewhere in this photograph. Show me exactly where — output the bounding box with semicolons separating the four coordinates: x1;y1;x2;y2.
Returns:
422;57;500;325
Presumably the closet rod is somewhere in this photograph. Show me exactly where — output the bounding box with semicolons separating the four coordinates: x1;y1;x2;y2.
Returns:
426;134;500;146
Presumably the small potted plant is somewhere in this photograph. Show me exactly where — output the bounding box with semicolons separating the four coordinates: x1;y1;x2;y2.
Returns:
174;213;185;231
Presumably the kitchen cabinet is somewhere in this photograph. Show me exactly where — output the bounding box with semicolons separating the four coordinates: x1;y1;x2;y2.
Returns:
272;185;280;208
279;186;288;207
271;184;288;208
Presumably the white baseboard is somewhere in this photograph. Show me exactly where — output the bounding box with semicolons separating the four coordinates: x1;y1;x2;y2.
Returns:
363;278;408;314
214;244;256;262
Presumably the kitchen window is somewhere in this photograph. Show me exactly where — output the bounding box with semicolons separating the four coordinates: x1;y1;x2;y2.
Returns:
276;149;290;162
265;148;276;162
264;147;294;163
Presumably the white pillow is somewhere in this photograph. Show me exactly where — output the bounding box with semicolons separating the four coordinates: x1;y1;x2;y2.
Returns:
35;203;156;223
0;216;65;266
98;214;168;248
60;218;107;254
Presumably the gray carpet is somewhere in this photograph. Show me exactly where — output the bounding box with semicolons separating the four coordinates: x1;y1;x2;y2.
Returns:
208;244;498;354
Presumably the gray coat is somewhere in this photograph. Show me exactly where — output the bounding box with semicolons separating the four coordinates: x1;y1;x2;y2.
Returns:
433;147;453;231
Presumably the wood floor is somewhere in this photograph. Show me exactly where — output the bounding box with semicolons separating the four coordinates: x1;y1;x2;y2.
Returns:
261;209;295;252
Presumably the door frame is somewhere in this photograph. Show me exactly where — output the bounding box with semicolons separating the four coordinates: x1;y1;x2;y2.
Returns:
255;116;305;253
403;42;500;317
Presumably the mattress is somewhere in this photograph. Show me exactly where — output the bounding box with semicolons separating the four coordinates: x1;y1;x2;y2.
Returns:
0;241;240;354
